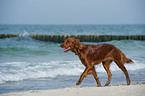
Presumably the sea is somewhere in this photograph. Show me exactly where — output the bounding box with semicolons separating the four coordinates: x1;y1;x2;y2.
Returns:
0;24;145;94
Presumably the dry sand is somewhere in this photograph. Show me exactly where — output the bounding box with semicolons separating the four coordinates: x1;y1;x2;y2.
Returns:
1;83;145;96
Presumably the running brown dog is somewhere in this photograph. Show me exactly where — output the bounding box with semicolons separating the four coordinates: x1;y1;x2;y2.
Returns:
60;37;133;86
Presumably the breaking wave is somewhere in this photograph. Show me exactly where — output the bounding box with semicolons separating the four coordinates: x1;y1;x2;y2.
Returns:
0;60;144;84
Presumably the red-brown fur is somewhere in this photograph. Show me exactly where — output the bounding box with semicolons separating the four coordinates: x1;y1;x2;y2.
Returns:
60;37;133;86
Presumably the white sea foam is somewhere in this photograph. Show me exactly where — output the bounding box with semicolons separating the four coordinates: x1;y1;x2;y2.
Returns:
0;60;144;84
0;61;83;84
22;31;29;37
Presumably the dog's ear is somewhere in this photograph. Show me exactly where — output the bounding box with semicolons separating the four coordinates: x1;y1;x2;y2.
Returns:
73;39;80;48
79;42;85;50
74;39;85;49
73;39;85;55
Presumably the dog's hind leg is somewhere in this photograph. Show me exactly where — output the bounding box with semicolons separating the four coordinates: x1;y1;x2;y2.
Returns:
115;60;131;85
102;60;112;86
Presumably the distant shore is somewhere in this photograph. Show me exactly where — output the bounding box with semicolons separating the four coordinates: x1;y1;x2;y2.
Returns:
1;82;145;96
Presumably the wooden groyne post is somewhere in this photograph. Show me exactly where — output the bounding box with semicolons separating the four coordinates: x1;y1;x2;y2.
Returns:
0;34;145;43
30;34;145;43
0;34;20;39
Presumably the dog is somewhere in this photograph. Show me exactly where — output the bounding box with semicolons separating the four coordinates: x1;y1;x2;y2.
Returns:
60;37;133;86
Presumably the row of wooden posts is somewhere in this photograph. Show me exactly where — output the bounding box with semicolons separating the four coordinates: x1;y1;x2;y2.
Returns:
0;34;145;43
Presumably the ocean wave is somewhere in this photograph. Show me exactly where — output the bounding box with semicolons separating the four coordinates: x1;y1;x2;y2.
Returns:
0;60;145;84
0;61;83;84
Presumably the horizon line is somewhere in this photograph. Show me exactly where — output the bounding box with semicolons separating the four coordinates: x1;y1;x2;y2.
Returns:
0;23;145;25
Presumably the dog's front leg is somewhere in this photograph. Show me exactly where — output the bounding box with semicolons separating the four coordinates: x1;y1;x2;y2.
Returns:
76;67;90;85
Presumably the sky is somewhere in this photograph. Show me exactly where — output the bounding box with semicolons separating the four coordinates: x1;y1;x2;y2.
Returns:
0;0;145;24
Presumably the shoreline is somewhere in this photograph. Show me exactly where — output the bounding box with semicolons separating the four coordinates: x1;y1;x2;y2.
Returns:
1;82;145;96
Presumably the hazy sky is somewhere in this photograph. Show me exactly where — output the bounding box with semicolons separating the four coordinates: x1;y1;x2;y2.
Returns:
0;0;145;24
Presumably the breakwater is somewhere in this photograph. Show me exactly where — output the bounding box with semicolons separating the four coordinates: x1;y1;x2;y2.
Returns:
0;34;145;43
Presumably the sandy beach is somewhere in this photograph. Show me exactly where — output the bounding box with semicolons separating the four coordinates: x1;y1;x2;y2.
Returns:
1;83;145;96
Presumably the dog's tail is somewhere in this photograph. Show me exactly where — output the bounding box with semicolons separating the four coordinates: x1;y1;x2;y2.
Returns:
126;58;134;64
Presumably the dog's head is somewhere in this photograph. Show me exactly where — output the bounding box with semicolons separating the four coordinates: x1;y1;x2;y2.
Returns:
60;37;85;55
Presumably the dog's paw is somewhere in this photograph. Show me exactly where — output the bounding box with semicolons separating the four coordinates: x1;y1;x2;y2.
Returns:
105;81;110;86
76;81;81;85
96;84;101;87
